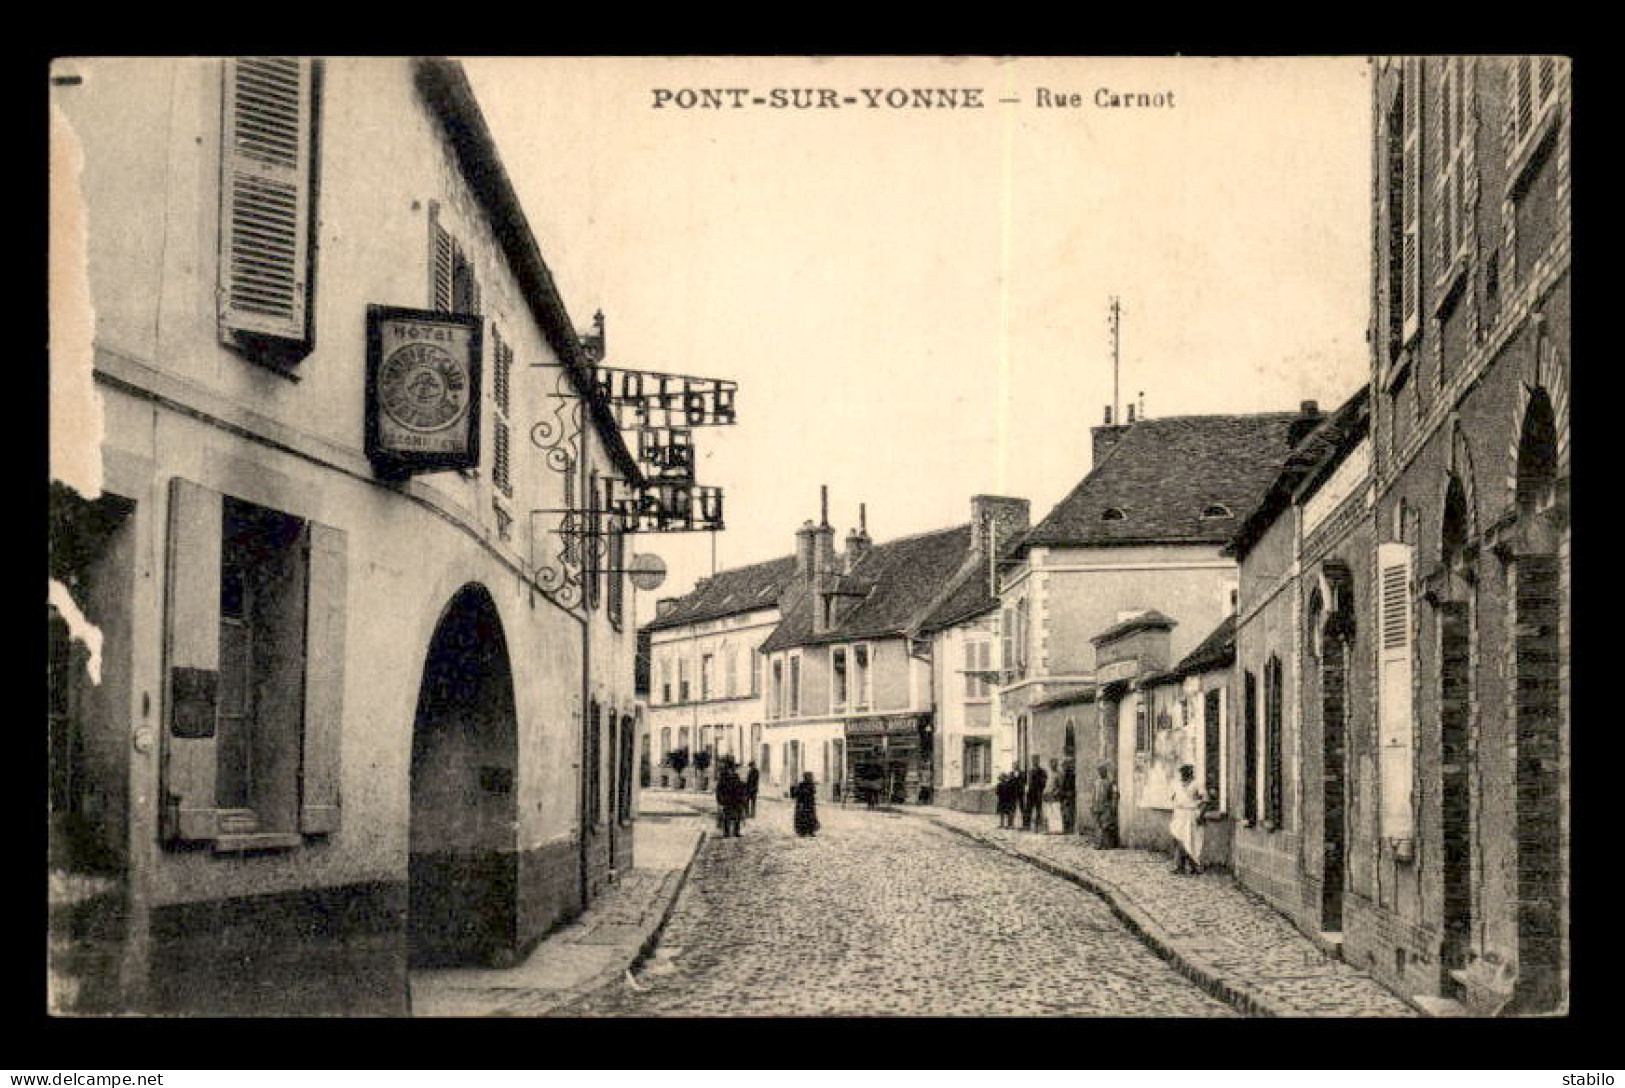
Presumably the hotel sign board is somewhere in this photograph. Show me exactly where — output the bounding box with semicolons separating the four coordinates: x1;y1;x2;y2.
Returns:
366;305;483;475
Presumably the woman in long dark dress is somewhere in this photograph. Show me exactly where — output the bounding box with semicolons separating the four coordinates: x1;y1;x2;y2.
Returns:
792;772;820;837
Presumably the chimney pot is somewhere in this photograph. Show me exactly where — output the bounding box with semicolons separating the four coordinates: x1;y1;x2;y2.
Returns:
1301;400;1320;416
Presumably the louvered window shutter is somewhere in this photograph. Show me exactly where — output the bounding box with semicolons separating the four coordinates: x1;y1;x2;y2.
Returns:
429;205;454;312
300;521;347;834
164;478;224;843
219;58;314;342
1377;541;1416;843
1401;59;1422;342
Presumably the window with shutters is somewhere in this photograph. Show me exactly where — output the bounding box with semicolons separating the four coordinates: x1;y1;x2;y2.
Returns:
724;644;738;697
789;652;802;716
163;480;346;849
771;657;784;718
1383;73;1407;369
831;646;849;711
701;653;714;701
607;524;625;629
1400;57;1424;346
853;643;872;711
1505;56;1564;193
750;648;761;696
1436;58;1472;304
1264;655;1285;828
491;326;514;502
1001;607;1014;677
660;657;672;705
679;657;690;703
218;57;318;360
1243;670;1259;824
1377;541;1416;847
965;638;992;699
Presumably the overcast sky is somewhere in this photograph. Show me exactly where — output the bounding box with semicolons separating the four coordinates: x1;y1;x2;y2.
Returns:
462;56;1374;626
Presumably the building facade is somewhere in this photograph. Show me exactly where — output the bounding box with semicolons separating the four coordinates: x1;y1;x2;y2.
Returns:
642;556;796;789
48;57;641;1014
993;411;1315;784
1352;55;1570;1015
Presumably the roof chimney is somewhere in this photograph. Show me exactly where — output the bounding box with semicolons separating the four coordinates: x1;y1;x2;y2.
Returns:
1103;405;1113;425
1126;404;1136;423
795;519;818;577
845;502;872;572
972;495;1030;558
1288;399;1324;446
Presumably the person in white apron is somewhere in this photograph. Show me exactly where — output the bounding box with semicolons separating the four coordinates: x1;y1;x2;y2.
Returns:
1168;764;1208;874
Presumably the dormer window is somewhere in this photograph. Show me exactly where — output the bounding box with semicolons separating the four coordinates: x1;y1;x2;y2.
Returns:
1101;507;1126;522
1201;504;1234;520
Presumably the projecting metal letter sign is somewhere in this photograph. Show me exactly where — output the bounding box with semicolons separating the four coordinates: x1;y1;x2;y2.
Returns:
367;305;483;474
595;367;738;428
606;478;725;533
638;427;696;481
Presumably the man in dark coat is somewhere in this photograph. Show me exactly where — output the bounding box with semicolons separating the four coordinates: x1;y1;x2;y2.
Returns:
1014;764;1031;829
1023;757;1048;832
994;773;1014;828
744;761;760;818
1058;759;1078;834
715;758;745;837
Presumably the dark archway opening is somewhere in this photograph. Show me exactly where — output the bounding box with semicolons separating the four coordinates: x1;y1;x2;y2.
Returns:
1512;388;1564;1014
408;584;519;968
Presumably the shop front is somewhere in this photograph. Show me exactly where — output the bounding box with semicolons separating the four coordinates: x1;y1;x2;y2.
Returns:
844;714;933;805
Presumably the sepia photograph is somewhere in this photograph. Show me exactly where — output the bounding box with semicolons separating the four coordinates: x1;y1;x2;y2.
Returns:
46;54;1571;1021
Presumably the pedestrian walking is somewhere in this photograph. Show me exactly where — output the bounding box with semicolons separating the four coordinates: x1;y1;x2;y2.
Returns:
1058;759;1078;835
994;772;1015;828
1168;764;1209;874
715;757;745;838
745;761;760;819
792;771;821;837
1092;763;1120;849
1025;757;1049;833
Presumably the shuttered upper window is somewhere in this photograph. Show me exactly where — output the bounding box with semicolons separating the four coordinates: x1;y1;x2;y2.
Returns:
1436;59;1471;289
219;58;317;348
1400;58;1423;345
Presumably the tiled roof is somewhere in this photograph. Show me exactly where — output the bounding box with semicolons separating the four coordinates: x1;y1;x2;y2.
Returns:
916;532;1023;634
1091;609;1179;646
1018;413;1304;550
641;553;798;633
760;525;976;653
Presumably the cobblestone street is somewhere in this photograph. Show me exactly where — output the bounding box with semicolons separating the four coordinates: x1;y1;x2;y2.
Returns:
555;798;1235;1017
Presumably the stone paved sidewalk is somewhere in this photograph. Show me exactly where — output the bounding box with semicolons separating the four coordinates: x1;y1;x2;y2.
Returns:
408;792;706;1017
902;805;1417;1018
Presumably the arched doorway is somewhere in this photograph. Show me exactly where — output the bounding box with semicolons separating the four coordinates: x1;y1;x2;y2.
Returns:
1437;475;1475;997
408;584;519;967
1512;387;1564;1013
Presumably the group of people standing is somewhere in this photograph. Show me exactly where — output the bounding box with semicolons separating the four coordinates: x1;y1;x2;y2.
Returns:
994;757;1080;835
713;757;821;839
992;756;1209;875
994;757;1123;852
712;756;759;838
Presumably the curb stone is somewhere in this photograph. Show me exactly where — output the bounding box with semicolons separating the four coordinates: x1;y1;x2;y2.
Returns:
537;824;708;1016
916;813;1284;1018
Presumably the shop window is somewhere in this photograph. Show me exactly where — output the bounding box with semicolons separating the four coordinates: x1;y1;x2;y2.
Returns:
163;480;347;847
